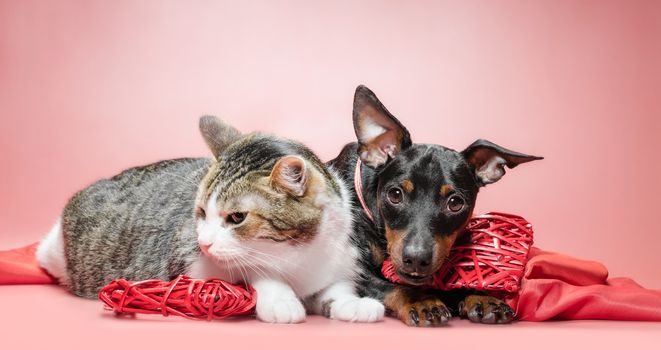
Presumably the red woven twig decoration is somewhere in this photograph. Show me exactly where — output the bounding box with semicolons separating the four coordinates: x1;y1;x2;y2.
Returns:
382;212;533;293
98;275;257;320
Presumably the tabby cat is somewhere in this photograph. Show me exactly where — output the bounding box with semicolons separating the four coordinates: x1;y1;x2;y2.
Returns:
37;116;384;323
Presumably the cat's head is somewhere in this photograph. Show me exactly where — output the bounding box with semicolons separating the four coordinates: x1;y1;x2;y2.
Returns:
194;116;343;268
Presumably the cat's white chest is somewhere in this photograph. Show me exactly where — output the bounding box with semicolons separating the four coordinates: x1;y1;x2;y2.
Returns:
186;198;357;298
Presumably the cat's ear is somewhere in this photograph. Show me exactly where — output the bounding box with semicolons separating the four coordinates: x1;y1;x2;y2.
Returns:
199;116;242;159
353;85;412;168
461;139;543;186
270;156;308;197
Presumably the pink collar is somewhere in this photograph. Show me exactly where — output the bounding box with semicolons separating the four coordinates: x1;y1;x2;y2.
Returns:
354;158;375;222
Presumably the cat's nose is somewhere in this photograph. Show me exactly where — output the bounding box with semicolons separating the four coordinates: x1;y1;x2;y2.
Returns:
199;243;212;254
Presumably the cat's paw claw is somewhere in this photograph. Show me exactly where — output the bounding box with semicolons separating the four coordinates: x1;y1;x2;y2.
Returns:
256;296;306;324
330;297;385;323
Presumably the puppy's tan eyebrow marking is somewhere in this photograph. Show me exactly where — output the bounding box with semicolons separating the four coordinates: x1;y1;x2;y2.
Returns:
440;184;454;197
401;180;414;193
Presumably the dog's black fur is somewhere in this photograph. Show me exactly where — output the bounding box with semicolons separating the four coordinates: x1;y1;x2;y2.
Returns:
328;85;542;327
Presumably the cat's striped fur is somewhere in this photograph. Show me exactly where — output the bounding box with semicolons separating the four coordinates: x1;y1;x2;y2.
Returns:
37;116;384;323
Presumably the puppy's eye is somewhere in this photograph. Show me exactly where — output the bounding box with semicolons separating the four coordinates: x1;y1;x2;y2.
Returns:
387;188;403;204
227;212;247;225
447;196;465;212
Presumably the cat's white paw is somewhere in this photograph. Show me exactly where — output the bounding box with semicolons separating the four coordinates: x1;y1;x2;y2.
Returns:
330;297;385;323
256;295;307;324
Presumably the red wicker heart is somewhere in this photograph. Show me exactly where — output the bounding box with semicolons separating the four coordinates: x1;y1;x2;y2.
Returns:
382;212;534;293
98;275;256;320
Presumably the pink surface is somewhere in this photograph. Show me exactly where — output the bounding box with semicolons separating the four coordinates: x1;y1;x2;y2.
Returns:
1;285;660;349
1;0;661;346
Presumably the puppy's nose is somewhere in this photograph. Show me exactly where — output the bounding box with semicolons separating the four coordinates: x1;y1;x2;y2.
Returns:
402;246;433;275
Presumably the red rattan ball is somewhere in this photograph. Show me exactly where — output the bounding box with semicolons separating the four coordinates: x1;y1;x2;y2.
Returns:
382;212;534;293
98;275;256;320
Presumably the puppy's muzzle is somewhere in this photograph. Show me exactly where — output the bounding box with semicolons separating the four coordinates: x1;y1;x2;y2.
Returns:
397;245;435;285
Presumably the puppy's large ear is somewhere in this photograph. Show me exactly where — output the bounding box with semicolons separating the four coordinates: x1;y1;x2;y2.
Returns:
199;116;242;159
462;139;543;186
270;156;309;197
353;85;412;168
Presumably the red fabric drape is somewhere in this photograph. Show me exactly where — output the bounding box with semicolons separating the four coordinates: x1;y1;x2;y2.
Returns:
0;243;56;285
509;247;661;321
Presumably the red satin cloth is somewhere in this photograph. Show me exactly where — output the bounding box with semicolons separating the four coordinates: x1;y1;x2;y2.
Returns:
0;243;56;285
509;247;661;321
1;243;660;321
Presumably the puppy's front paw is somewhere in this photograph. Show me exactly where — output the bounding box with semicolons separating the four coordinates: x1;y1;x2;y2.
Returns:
459;295;514;324
330;297;385;323
386;288;451;327
402;296;451;327
256;295;306;324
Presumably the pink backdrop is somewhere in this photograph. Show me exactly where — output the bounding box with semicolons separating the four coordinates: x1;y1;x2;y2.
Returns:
1;0;660;292
2;1;661;347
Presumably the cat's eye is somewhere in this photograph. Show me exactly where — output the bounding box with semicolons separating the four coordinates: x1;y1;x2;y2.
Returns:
447;195;465;212
387;188;403;204
227;212;247;225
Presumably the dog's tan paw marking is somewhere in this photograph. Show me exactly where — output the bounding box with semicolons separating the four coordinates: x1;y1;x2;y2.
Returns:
403;297;452;327
459;295;514;324
385;287;452;327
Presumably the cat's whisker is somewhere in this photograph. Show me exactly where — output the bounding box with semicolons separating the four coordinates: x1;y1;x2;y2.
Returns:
236;257;250;285
276;232;307;246
242;246;292;264
241;237;337;282
227;255;235;283
243;249;313;283
212;254;240;282
244;253;298;283
239;256;269;281
226;254;247;284
279;232;336;263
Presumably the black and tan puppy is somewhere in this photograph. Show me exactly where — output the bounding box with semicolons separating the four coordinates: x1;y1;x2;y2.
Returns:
328;85;542;327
